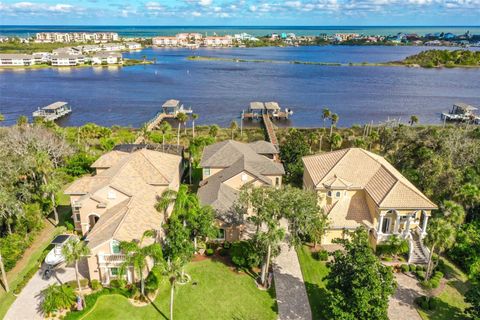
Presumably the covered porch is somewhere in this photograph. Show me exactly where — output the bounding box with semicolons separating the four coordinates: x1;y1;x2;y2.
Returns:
375;209;430;242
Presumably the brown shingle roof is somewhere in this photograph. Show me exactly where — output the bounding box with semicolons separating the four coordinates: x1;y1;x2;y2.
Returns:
303;148;437;209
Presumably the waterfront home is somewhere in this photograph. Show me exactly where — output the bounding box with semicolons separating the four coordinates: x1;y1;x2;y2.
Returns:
91;52;123;65
64;148;183;284
102;43;126;52
203;36;233;47
125;42;142;50
0;54;35;66
152;36;179;47
51;54;85;66
302;148;437;263
197;140;284;241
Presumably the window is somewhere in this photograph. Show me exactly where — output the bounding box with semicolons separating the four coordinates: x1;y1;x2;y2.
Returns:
107;191;116;200
275;177;280;187
75;213;81;222
203;168;210;177
382;218;391;234
327;191;332;197
111;240;121;254
110;267;119;276
336;191;341;198
216;228;226;240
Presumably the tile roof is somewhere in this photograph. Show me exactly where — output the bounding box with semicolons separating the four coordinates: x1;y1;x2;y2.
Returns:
248;140;279;154
198;140;284;215
326;191;374;228
91;150;129;168
303;148;437;209
65;148;182;249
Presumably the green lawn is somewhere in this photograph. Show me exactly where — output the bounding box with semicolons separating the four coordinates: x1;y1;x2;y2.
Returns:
296;245;330;320
82;259;277;320
418;258;470;320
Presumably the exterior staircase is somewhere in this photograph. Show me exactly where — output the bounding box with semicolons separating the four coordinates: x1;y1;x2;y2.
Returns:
409;233;429;265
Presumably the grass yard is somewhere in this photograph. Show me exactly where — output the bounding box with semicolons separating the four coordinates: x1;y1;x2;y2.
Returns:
296;245;330;320
417;258;470;320
81;259;277;320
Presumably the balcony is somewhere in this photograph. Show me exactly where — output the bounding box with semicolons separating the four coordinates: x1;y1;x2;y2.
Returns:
98;253;126;265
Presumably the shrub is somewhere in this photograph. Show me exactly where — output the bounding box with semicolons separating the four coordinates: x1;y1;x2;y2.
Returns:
415;295;439;311
145;267;161;294
230;240;262;269
409;264;417;272
219;248;228;256
223;241;231;249
90;279;102;291
109;279;127;289
41;284;76;316
64;221;74;231
313;250;328;261
401;264;410;273
206;248;214;256
416;270;426;281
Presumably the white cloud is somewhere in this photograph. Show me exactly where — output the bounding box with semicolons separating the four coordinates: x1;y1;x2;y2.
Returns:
198;0;212;6
145;1;164;11
192;10;202;16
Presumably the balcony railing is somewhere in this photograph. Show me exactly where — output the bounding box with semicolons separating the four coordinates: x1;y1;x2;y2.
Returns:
98;254;126;264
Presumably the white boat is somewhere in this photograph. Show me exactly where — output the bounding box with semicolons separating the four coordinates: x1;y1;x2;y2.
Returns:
44;234;75;266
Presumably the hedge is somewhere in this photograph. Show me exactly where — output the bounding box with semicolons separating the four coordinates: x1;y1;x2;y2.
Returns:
415;295;439;311
313;250;328;261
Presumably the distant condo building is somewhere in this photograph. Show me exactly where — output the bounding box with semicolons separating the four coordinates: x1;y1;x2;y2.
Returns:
51;54;85;66
153;33;232;47
91;52;123;65
0;54;35;66
35;32;119;43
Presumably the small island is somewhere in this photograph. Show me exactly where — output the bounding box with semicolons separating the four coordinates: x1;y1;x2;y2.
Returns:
188;49;480;69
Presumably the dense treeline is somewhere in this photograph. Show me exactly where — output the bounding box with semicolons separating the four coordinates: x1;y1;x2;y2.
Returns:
402;49;480;67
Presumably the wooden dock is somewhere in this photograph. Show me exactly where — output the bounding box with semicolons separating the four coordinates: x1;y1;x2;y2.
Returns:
262;114;278;146
32;101;72;122
134;112;171;144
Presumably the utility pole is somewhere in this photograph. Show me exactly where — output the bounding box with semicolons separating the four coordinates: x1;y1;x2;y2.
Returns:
0;252;9;292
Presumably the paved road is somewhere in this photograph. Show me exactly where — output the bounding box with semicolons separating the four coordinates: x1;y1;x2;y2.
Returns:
273;219;312;320
388;273;423;320
5;264;80;320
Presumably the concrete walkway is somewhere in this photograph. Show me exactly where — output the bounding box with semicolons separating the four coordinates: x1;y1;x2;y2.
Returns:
5;263;84;320
388;273;423;320
273;236;312;320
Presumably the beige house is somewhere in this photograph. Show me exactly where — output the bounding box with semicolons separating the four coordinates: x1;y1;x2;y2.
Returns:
197;140;284;241
65;148;183;284
302;148;437;263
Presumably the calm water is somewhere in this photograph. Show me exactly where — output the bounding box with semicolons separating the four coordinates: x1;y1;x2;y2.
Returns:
2;25;480;37
0;46;479;127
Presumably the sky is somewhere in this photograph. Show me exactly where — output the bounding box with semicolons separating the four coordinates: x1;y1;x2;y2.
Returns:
0;0;479;26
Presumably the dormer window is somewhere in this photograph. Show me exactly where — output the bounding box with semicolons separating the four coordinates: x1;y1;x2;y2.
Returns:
107;191;116;200
203;168;211;177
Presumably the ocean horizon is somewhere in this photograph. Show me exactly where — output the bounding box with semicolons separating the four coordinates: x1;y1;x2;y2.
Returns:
2;25;480;38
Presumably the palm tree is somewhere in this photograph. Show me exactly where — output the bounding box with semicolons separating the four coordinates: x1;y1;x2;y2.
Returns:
409;115;419;126
191;114;199;138
322;108;331;129
229;120;238;140
329;132;343;151
0;251;9;292
140;123;150;143
330;113;339;137
158;121;172;150
62;239;90;298
41;283;76;316
176;113;188;145
16;115;28;127
423;218;455;280
120;232;162;297
209;125;219;140
162;257;184;320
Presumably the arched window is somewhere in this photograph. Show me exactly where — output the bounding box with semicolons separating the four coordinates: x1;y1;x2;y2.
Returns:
111;240;121;254
336;191;341;198
327;191;332;197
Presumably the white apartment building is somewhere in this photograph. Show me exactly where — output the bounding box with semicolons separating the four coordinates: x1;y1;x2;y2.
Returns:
51;54;85;66
35;32;119;43
203;36;233;47
102;43;126;51
0;54;35;66
152;36;179;47
91;52;123;65
125;42;142;50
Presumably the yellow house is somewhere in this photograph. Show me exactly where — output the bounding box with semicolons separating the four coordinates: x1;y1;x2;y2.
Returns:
197;140;284;241
302;148;437;264
64;147;183;284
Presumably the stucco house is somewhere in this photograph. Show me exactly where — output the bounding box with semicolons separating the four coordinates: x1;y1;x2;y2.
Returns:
64;148;183;284
302;148;437;263
197;140;284;241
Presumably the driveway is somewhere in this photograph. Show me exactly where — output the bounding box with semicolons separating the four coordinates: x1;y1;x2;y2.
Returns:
388;272;424;320
5;261;86;320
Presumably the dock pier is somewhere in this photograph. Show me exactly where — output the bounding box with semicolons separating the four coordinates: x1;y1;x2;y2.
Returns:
32;101;72;122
